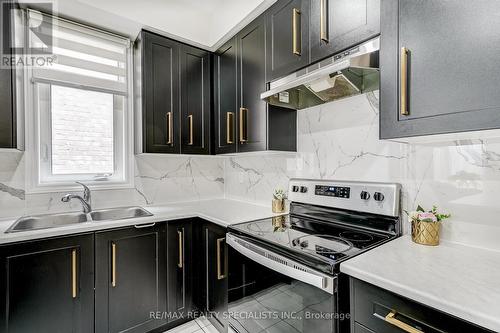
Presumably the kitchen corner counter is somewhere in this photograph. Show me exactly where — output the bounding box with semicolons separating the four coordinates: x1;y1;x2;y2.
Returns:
340;235;500;332
0;198;284;245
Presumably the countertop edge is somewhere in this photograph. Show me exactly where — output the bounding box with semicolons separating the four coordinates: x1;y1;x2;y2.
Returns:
340;241;500;332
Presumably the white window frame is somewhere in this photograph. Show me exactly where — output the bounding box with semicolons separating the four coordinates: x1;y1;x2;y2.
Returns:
22;11;134;194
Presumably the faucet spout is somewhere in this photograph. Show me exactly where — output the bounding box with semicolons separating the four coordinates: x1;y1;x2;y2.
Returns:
61;182;93;214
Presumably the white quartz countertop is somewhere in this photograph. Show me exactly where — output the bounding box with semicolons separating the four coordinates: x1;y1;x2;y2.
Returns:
0;198;284;245
340;235;500;332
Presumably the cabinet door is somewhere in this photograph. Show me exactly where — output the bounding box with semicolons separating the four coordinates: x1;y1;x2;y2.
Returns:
266;0;310;81
380;0;500;139
0;234;94;333
204;223;228;332
95;224;167;333
180;45;211;155
0;0;15;149
214;38;238;154
143;32;180;153
237;16;268;152
310;0;380;63
167;220;193;323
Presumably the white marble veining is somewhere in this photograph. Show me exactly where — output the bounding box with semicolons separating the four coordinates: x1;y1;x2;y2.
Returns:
0;198;283;245
340;236;500;332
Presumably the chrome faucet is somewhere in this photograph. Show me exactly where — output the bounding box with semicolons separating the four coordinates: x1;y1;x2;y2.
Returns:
61;182;92;214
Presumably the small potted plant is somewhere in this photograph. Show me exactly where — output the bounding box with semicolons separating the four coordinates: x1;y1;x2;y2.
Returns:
407;205;451;246
272;188;287;213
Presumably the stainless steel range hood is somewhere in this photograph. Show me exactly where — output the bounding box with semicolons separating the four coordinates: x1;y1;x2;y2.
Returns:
261;37;380;110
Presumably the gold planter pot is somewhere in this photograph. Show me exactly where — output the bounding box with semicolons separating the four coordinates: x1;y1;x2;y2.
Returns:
411;220;441;246
272;199;285;213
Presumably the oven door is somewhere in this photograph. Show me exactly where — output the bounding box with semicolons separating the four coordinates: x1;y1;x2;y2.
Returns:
227;233;344;333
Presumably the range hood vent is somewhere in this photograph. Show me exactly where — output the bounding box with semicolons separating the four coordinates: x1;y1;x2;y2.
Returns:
261;38;380;110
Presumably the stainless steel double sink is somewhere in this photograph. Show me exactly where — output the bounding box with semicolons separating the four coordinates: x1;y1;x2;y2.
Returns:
5;207;153;233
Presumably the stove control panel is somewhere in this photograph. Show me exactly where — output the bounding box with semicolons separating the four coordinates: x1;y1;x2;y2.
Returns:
288;179;401;217
315;185;350;198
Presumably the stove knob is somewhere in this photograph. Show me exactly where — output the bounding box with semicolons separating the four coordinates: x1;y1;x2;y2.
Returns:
300;186;308;193
292;186;300;192
360;191;370;200
373;192;385;202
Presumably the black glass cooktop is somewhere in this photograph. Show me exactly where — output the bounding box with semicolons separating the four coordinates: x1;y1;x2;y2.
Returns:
228;214;393;272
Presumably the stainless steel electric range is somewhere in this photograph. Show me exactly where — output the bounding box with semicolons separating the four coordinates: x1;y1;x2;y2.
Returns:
226;179;402;333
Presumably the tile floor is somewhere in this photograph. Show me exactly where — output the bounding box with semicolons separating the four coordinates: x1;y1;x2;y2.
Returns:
163;316;225;333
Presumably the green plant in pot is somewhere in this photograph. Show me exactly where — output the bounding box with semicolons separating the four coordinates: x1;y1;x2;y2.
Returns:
272;188;287;213
407;205;451;246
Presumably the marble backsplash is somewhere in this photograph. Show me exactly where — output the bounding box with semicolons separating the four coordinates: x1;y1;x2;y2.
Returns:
0;153;225;217
2;91;500;249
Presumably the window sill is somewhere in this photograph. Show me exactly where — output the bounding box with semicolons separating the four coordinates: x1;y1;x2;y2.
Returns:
26;180;135;195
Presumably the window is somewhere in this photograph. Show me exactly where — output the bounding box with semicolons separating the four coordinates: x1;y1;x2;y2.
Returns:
25;10;133;192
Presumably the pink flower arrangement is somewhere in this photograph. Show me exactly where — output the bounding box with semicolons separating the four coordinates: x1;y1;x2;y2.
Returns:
406;205;451;223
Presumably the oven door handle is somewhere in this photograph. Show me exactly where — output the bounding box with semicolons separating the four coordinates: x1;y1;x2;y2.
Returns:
227;233;335;294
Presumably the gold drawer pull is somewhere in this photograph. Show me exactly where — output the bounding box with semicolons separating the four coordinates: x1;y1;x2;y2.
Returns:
226;112;234;144
292;8;302;55
188;114;194;145
385;311;423;333
239;107;248;143
400;47;409;116
320;0;328;42
178;229;183;268
216;237;226;280
111;242;116;287
166;112;173;145
71;249;77;298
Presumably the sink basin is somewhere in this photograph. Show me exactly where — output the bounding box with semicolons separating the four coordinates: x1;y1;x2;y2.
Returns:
90;206;153;221
5;212;89;233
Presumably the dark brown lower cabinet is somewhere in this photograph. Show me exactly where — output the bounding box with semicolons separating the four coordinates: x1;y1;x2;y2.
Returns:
95;224;167;333
350;278;494;333
0;234;95;333
167;219;194;324
193;219;228;332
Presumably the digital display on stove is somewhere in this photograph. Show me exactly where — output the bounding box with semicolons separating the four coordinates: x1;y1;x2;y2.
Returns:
315;185;350;198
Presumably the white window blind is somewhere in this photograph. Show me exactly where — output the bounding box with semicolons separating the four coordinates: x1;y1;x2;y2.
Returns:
29;9;130;94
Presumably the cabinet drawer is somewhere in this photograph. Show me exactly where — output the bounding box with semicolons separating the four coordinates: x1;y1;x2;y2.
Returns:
351;278;492;333
354;322;375;333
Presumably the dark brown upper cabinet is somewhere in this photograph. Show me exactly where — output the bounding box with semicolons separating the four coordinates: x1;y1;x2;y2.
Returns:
139;31;181;153
214;16;297;154
380;0;500;139
0;234;95;333
137;30;212;154
214;38;238;154
266;0;310;82
0;0;16;149
309;0;380;63
237;16;268;152
180;45;211;154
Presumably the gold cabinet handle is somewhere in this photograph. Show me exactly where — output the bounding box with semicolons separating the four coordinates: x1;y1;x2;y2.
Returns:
111;242;116;287
320;0;328;42
226;112;234;144
166;112;173;145
178;229;183;268
385;311;423;333
292;8;302;55
71;249;77;298
187;114;194;145
239;107;248;143
216;237;226;280
400;47;409;116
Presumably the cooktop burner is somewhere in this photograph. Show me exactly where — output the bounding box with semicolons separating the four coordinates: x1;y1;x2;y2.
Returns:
339;230;374;243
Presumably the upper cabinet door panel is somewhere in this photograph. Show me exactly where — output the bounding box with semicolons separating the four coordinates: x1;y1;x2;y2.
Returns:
310;0;380;63
266;0;310;81
238;16;267;152
380;0;500;139
180;45;211;155
143;32;180;153
214;38;238;154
